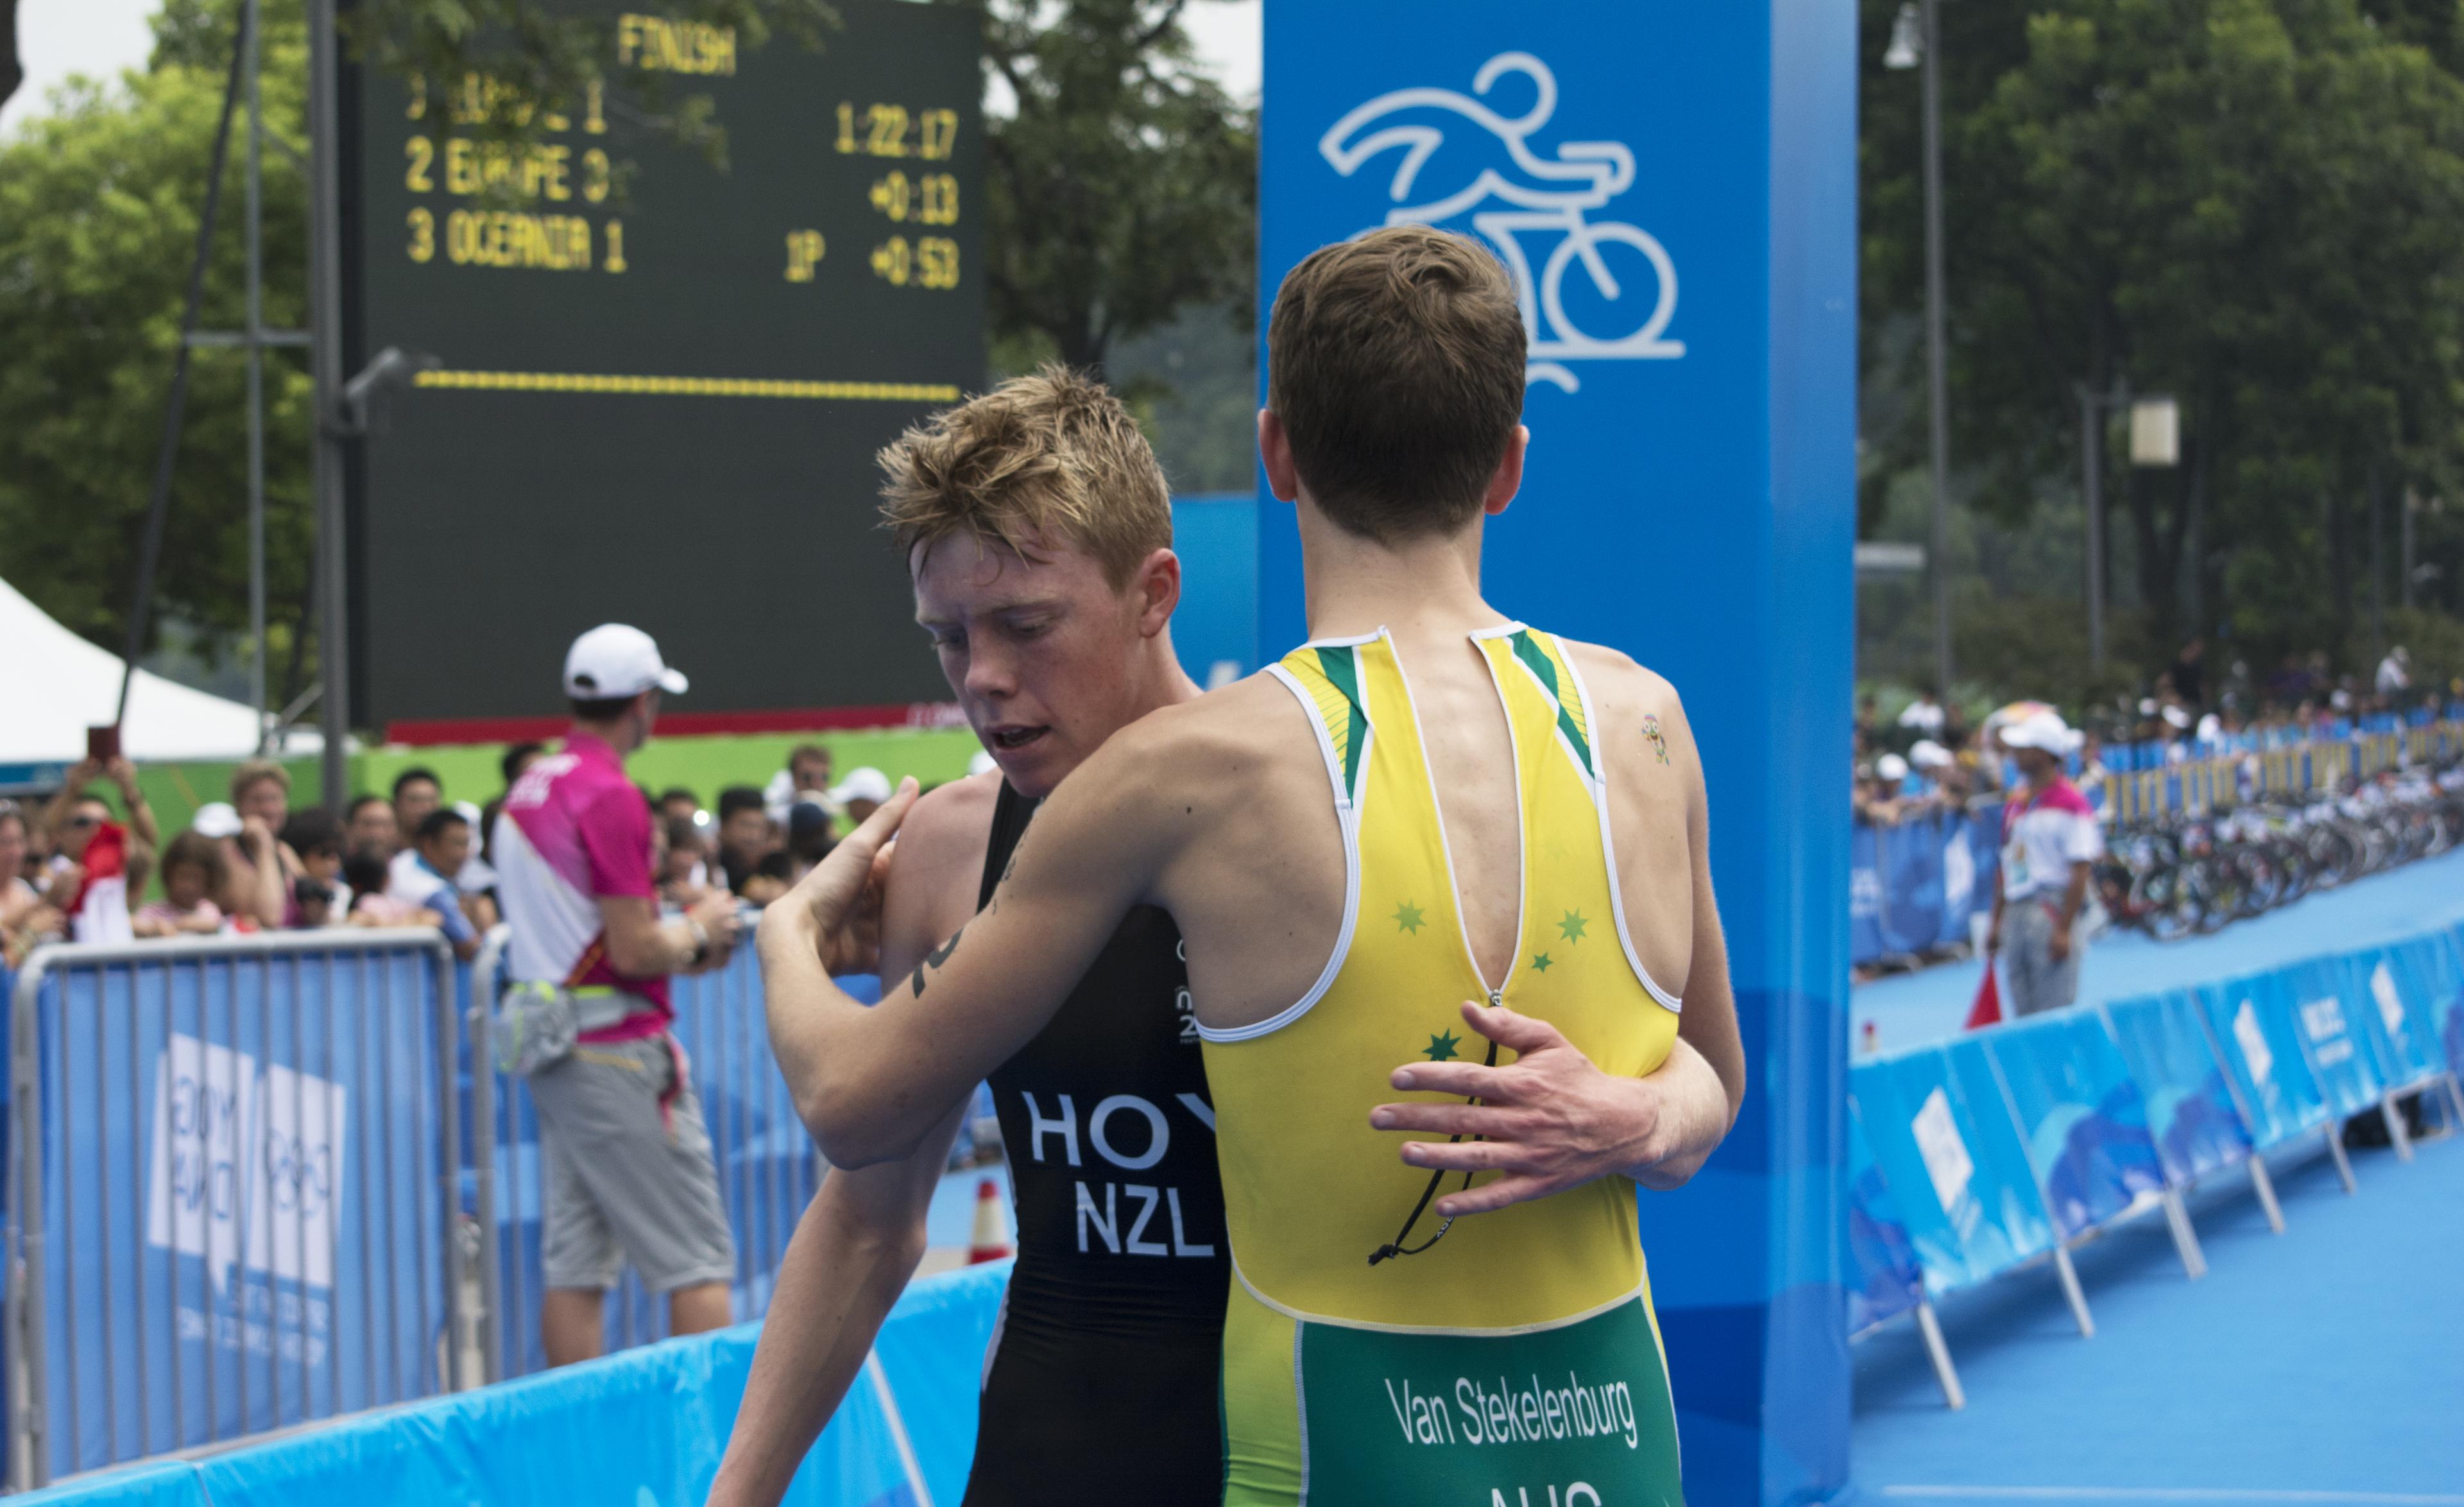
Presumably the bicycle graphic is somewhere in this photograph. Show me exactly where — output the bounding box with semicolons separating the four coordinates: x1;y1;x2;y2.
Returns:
1319;52;1684;392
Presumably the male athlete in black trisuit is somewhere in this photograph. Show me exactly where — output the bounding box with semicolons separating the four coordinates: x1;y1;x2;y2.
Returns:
960;780;1225;1500
710;370;1225;1503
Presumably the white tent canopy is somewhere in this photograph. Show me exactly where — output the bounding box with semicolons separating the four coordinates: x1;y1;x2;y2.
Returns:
0;574;296;763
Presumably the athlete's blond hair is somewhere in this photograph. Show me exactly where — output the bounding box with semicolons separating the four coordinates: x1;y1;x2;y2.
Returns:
878;365;1172;587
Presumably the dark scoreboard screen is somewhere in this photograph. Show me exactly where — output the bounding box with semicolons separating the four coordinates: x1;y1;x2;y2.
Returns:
342;0;982;728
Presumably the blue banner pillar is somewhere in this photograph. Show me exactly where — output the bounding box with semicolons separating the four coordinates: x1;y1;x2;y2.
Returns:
1259;4;1856;1503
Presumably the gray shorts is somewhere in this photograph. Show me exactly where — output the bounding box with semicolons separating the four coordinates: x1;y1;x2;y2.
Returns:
529;1031;737;1294
2003;897;2083;1017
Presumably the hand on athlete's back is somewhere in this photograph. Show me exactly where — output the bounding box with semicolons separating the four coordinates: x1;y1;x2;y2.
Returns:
1369;1000;1702;1214
759;777;918;977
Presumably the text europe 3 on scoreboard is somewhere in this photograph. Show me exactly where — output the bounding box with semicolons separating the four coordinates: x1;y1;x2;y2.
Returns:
343;0;985;731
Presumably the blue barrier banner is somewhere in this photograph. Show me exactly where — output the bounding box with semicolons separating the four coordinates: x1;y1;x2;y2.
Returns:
12;1461;208;1507
1849;825;1884;964
1849;1049;2053;1295
2101;992;2254;1187
2279;956;2384;1117
2193;974;2331;1149
24;943;451;1479
2340;947;2441;1092
1983;1015;2167;1240
30;1263;1012;1507
1844;1102;1923;1335
1877;820;1946;959
2432;930;2464;1079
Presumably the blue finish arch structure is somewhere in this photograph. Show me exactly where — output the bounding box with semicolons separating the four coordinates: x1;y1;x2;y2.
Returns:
1258;4;1858;1503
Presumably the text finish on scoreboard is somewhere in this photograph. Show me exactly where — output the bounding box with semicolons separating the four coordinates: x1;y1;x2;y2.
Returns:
343;0;985;727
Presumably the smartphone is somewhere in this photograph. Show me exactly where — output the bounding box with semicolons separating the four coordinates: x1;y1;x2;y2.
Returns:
87;725;121;762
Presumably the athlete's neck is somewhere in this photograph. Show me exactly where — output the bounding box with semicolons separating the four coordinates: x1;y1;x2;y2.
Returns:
1296;495;1508;643
1128;628;1207;716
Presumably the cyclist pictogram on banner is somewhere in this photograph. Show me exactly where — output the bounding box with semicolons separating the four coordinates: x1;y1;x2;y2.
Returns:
1319;52;1685;392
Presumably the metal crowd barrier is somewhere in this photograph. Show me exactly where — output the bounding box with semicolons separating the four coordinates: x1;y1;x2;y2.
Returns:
4;930;468;1491
2106;717;2463;825
466;926;830;1381
1849;923;2464;1411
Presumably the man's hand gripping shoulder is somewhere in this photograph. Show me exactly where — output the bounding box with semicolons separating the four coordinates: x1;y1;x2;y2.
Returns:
764;704;1233;1170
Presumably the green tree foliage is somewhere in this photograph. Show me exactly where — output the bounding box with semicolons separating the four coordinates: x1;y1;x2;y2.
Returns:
966;0;1255;377
0;10;314;663
1861;0;2464;689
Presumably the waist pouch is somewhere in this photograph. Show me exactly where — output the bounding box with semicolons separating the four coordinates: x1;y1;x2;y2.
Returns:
493;981;580;1076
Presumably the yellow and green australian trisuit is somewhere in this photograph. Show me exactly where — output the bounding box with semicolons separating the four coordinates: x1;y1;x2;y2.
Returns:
1201;624;1687;1506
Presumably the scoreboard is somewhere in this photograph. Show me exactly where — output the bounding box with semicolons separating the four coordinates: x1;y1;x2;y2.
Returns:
341;0;983;730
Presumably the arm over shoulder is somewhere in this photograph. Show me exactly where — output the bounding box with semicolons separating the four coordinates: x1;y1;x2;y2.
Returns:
765;718;1199;1167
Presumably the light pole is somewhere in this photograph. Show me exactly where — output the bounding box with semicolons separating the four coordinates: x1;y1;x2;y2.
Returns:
2075;388;2180;673
1887;1;1954;702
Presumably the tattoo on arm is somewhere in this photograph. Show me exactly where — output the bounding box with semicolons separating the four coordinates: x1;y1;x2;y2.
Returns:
1641;715;1671;766
907;923;967;999
985;847;1020;915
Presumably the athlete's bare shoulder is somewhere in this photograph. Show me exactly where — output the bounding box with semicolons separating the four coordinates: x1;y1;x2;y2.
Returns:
1553;637;1699;986
1557;639;1700;785
1056;674;1313;809
883;771;1000;941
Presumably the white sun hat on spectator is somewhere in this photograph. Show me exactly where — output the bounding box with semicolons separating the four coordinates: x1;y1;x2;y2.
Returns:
1908;739;1953;770
563;623;688;700
828;766;893;806
191;802;243;839
1875;752;1910;783
2001;709;2082;755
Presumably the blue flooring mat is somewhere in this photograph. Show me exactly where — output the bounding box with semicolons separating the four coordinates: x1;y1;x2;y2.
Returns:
1851;1131;2464;1505
1854;845;2464;1054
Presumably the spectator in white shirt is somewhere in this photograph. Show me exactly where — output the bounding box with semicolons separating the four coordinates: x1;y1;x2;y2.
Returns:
2375;646;2411;697
1897;687;1947;735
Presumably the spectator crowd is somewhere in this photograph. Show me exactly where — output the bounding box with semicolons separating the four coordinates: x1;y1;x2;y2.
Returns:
1854;638;2462;833
0;739;903;972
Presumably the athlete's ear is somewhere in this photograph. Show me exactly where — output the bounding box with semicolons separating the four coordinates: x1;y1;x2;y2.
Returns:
1483;424;1529;519
1131;547;1181;639
1258;408;1302;504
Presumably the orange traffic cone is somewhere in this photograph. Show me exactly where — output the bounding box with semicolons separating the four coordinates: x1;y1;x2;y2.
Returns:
968;1178;1013;1264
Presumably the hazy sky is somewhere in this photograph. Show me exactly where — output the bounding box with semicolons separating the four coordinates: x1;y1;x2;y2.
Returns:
1;0;1262;138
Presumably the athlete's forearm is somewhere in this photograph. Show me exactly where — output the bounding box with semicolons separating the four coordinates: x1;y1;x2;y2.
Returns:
1619;1037;1732;1191
707;1126;956;1507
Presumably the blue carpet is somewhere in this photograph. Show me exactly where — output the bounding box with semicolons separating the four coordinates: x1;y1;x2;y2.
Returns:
1851;1131;2464;1505
1854;846;2464;1055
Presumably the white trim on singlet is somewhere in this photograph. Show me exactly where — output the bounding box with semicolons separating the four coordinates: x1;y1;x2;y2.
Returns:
1235;1255;1650;1338
1556;640;1685;1013
1194;662;1363;1044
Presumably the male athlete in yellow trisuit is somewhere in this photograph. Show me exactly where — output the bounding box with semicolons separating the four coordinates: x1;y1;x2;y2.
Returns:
763;225;1745;1504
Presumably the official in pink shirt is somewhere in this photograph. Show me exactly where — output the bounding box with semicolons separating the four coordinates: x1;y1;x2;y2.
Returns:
493;624;746;1366
1986;710;2105;1017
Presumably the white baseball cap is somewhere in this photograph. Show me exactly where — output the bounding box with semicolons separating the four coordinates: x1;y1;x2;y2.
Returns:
828;766;893;805
2001;710;2081;754
191;802;243;839
563;623;688;700
1876;753;1910;783
1909;739;1954;770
